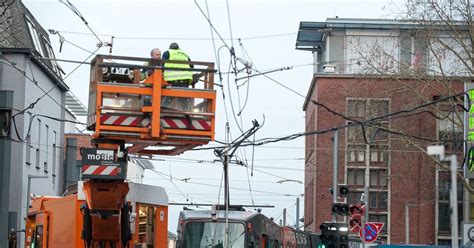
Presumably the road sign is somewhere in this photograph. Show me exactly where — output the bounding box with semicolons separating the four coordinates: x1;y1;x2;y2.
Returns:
462;221;474;246
359;222;384;243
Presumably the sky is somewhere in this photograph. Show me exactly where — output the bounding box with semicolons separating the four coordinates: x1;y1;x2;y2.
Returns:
23;0;396;233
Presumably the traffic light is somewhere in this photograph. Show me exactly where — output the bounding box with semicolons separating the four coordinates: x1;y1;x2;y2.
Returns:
349;204;365;233
338;223;349;248
331;203;349;215
338;184;349;198
319;222;349;248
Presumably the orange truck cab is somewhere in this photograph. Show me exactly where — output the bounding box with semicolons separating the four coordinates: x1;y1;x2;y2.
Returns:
25;182;169;248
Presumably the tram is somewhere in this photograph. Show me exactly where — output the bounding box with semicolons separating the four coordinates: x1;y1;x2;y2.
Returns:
176;205;317;248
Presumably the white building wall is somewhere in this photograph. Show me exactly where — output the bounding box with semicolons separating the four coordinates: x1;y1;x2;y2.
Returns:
315;29;470;76
65;109;79;133
127;159;145;184
0;53;66;247
345;34;400;74
428;37;471;76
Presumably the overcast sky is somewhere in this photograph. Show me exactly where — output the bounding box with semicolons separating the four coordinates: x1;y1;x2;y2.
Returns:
23;0;396;232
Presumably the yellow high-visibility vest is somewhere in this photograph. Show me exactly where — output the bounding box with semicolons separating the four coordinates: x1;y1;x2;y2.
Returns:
163;49;193;82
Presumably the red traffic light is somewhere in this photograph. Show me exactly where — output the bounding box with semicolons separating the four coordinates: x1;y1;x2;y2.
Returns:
349;218;362;233
349;204;365;217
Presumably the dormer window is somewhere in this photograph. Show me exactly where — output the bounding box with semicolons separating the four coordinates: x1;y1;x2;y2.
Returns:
26;16;44;57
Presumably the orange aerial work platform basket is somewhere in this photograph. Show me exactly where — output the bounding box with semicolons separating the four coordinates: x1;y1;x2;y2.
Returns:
86;55;217;156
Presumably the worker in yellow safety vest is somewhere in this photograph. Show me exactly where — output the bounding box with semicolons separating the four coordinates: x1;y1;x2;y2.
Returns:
162;42;193;87
162;43;194;111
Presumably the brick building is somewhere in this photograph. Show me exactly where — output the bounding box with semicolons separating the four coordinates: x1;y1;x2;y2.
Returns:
296;18;468;244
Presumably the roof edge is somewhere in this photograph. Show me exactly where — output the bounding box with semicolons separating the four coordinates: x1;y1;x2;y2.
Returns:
0;48;69;91
302;73;470;110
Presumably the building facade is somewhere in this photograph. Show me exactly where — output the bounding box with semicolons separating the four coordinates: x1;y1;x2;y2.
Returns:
0;1;68;247
297;18;468;244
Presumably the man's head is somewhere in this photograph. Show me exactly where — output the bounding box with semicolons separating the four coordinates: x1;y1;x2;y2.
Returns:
150;48;161;59
169;42;179;49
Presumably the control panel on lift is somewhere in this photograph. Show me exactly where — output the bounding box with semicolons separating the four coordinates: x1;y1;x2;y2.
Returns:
86;55;217;156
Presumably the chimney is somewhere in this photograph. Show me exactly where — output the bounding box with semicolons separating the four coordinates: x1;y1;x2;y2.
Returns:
323;64;336;73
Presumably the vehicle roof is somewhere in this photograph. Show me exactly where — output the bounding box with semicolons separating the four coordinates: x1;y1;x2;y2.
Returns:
180;209;259;222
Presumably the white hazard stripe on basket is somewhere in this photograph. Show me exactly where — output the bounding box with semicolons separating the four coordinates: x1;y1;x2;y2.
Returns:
100;115;147;127
160;118;211;130
82;165;118;176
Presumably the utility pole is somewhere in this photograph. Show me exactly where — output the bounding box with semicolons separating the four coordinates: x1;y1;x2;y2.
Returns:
450;154;459;248
427;145;458;248
224;126;230;248
332;129;339;222
217;120;260;248
362;143;371;247
296;197;300;230
0;91;13;248
405;203;409;244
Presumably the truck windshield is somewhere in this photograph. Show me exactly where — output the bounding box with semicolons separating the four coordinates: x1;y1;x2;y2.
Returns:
182;222;245;248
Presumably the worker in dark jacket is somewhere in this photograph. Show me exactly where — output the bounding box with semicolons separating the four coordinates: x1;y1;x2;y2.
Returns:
162;43;193;87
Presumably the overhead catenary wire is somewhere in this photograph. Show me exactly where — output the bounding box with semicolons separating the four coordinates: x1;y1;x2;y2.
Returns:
53;30;297;41
59;0;103;46
0;57;76;117
62;46;101;80
192;92;471;151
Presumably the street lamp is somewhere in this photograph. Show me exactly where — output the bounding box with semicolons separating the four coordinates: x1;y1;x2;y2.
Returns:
277;179;303;184
427;145;458;248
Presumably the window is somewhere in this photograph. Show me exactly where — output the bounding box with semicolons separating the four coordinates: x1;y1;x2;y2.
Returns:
369;192;388;210
348;99;366;118
42;37;62;75
35;148;40;169
25;113;32;165
348;169;365;186
368;100;389;118
44;125;49;173
400;34;428;74
370;169;388;187
438;173;463;234
370;122;389;141
26;17;44;57
370;145;388;164
347;99;390;143
26;134;31;165
369;214;388;233
438;116;463;151
36;119;41;169
52;131;57;180
348;191;363;205
347;126;366;144
348;144;365;162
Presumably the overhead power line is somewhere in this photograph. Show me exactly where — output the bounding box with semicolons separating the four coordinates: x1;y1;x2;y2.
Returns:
53;30;296;41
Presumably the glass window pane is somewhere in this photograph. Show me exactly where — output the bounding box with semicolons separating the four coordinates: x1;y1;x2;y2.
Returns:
357;150;365;162
379;192;388;209
349;151;356;162
380;170;388;187
438;202;450;232
370;151;378;162
348;170;355;185
369;193;377;208
356;170;364;186
356;100;366;117
370;170;377;187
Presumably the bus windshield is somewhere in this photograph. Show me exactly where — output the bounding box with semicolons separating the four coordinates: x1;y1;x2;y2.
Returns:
182;222;246;248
